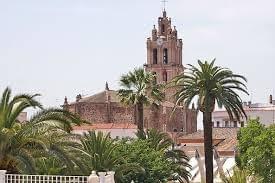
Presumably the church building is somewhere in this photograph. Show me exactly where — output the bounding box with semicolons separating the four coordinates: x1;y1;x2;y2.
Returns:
63;10;198;134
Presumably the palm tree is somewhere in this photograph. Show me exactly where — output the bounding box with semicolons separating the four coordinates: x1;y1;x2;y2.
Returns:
79;131;119;172
137;129;191;182
172;60;248;183
0;87;82;173
34;131;85;175
79;131;142;180
118;68;164;131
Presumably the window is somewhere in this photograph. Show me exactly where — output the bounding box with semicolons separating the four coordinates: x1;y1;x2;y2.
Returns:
163;70;167;82
161;24;165;34
163;48;168;64
152;72;157;84
240;121;244;127
234;121;238;127
216;121;220;127
153;49;157;64
225;121;229;127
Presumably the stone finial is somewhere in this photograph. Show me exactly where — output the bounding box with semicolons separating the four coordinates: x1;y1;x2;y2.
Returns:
163;10;167;17
105;82;109;91
98;172;106;183
64;96;68;105
152;25;157;41
88;171;99;183
76;94;82;102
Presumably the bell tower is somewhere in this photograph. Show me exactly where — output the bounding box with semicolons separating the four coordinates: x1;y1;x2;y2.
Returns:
144;10;184;101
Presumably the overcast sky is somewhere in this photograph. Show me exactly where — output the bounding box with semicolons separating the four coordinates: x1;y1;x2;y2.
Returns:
0;0;274;128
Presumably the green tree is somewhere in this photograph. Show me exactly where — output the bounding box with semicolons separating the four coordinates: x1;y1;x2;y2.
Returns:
34;131;85;175
118;68;164;131
0;87;82;173
79;131;142;180
79;131;120;172
237;118;275;182
114;139;172;183
136;129;191;182
172;60;248;183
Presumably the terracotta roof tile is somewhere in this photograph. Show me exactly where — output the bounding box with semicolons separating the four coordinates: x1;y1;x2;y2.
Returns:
178;128;238;153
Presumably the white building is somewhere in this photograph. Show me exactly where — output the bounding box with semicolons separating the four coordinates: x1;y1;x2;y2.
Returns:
212;95;275;128
17;112;27;122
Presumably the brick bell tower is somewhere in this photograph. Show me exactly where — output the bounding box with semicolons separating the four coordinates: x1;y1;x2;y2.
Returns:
144;10;184;101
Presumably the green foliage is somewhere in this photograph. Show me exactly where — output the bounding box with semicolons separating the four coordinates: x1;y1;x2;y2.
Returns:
114;139;172;183
78;131;143;180
171;59;248;183
237;118;275;182
172;59;248;117
118;68;164;106
136;129;191;182
79;131;120;172
113;129;190;183
118;68;164;131
0;87;83;174
222;167;263;183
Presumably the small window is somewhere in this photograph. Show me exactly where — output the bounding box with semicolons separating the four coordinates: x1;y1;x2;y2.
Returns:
163;48;168;64
234;121;238;127
240;121;244;127
153;49;157;64
216;121;220;127
225;121;229;127
163;71;167;82
161;24;165;33
152;72;157;84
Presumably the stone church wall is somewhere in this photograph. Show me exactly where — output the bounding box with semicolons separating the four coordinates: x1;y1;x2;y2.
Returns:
67;102;197;134
109;103;136;123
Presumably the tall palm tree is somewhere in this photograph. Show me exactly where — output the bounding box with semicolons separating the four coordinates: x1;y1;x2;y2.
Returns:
137;129;191;182
0;87;82;173
118;68;164;131
172;60;248;183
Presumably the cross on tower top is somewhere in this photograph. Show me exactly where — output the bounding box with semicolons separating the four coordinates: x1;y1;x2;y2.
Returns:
161;0;168;11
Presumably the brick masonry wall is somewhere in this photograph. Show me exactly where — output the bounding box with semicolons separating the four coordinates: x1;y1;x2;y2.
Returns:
67;102;197;134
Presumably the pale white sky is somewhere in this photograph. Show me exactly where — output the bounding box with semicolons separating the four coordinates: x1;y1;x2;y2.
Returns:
0;0;274;128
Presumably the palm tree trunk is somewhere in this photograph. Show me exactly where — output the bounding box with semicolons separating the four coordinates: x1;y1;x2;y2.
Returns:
137;102;144;131
203;111;213;183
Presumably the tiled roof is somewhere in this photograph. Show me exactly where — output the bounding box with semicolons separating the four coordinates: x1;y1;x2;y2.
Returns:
78;90;119;103
178;128;238;153
69;89;177;109
73;123;137;130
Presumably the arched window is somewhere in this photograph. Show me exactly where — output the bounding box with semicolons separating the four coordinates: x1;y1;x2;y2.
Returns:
163;48;168;64
163;70;167;82
161;24;165;34
153;48;157;64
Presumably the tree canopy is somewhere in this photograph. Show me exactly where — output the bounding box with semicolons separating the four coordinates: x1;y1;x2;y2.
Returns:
237;118;275;182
